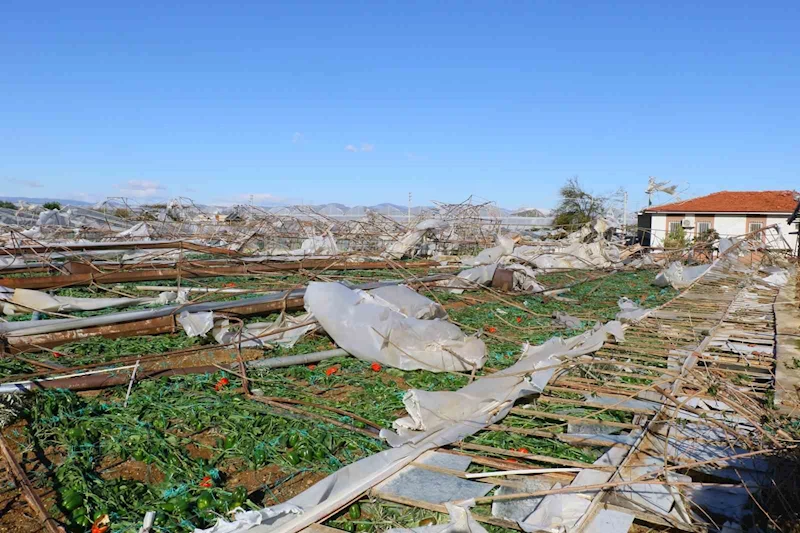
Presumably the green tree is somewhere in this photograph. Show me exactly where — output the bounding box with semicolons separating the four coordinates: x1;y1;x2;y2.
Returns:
664;225;687;249
552;177;606;227
0;201;16;209
42;201;62;210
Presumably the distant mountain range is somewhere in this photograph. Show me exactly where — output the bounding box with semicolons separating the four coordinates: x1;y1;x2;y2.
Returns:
0;196;93;206
0;197;549;216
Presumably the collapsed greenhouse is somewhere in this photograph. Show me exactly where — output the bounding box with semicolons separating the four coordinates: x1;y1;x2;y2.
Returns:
0;199;798;533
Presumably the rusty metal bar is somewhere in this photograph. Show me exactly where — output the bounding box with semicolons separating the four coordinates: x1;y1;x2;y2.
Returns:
0;432;66;533
0;260;436;289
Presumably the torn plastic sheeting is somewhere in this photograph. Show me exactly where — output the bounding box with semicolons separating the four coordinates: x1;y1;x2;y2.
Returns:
305;282;485;372
491;478;555;522
196;323;624;533
616;297;648;322
289;234;338;256
521;441;631;533
212;312;318;348
761;267;788;287
386;502;488;533
383;219;449;259
368;285;447;319
378;450;493;504
514;241;622;270
116;221;152;240
652;436;769;483
504;264;544;292
616;456;677;516
9;288;158;314
682;485;752;523
583;509;634;533
391;320;624;436
37;208;71;227
580;393;659;414
553;311;582;329
462;234;516;266
178;311;215;337
447;264;497;294
653;262;710;289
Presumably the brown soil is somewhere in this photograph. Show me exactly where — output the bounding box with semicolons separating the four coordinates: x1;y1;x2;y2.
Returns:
0;491;49;533
185;430;219;460
263;470;328;505
100;459;166;484
224;464;285;494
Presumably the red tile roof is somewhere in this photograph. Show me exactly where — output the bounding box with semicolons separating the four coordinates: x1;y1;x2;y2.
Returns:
645;190;799;214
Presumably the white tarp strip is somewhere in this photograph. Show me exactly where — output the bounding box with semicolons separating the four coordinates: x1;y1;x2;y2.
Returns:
615;297;648;322
385;502;488;533
383;219;449;259
462;234;516;266
653;262;710;289
521;441;631;532
7;288;158;315
212;312;318;348
177;311;215;337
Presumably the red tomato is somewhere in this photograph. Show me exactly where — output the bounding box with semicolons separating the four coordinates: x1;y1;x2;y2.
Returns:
370;362;382;372
324;367;338;376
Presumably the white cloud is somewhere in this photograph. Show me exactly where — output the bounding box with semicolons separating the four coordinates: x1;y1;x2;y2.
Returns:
116;180;166;198
361;143;374;152
344;144;358;152
292;132;304;143
9;178;43;188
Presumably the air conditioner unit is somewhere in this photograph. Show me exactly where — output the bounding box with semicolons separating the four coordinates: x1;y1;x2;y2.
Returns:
681;219;693;229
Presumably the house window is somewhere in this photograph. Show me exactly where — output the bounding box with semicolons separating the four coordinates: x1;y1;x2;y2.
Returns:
697;221;711;235
748;222;763;233
668;221;682;236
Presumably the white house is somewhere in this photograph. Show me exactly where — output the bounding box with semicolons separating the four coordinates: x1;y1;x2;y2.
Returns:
638;190;799;253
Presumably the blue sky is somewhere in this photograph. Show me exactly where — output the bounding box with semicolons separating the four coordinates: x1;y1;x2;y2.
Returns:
2;1;798;210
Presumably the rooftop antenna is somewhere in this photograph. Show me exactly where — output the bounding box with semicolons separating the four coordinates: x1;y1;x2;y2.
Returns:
645;176;678;206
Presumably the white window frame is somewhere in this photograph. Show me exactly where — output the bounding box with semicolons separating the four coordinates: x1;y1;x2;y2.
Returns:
668;221;682;235
696;221;711;235
748;222;763;233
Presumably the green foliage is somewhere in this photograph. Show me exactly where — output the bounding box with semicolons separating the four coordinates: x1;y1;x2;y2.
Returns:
694;228;719;243
42;201;62;210
552;177;606;228
22;374;383;532
664;225;687;249
113;207;132;219
0;200;16;209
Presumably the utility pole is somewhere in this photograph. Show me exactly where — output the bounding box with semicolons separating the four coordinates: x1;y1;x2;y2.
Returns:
622;189;628;238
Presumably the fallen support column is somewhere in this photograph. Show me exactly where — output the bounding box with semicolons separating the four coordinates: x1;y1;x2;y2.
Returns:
247;348;348;369
0;347;347;393
0;259;437;290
